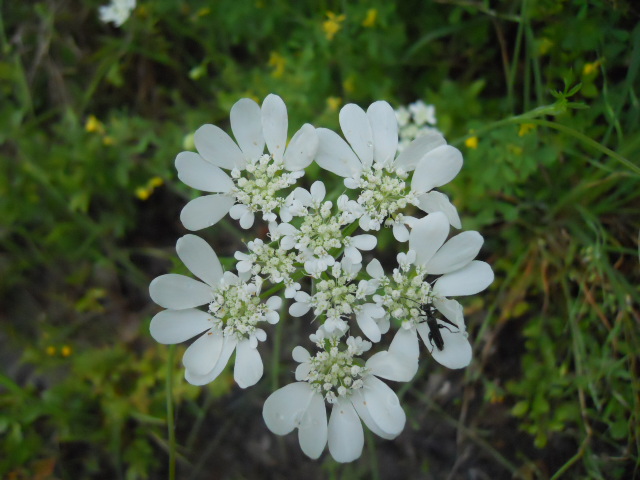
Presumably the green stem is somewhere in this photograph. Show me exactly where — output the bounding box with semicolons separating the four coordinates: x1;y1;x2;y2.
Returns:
166;345;177;480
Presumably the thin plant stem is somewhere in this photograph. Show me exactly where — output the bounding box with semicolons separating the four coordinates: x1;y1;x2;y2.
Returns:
166;345;177;480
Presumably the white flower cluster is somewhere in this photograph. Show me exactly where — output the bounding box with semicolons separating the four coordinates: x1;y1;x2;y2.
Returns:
99;0;136;27
148;94;494;463
395;100;441;153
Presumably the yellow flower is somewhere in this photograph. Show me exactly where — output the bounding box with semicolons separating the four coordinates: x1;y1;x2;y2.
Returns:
268;51;286;78
196;7;211;17
343;75;356;94
538;37;553;56
102;136;115;146
327;96;342;112
465;136;479;149
518;123;536;137
323;11;346;41
46;346;56;356
61;345;72;357
149;176;164;188
583;60;600;76
85;115;105;134
362;8;377;28
135;186;152;201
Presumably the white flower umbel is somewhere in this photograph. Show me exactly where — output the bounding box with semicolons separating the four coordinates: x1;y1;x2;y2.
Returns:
262;333;411;463
99;0;136;26
149;234;282;388
276;181;376;274
289;260;384;340
315;101;463;236
372;212;494;369
176;94;319;230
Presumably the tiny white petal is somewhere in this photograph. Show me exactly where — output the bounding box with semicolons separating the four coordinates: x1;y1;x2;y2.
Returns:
409;212;449;267
180;194;235;231
425;231;483;274
175;152;234;193
194;124;244;170
234;339;263;388
328;398;364;463
366;258;384;279
315;128;362;178
412;145;463;194
239;210;255;229
182;329;224;376
392;223;410;242
149;274;212;309
367;101;398;166
263;382;315;435
340;103;373;169
262;94;288;161
289;302;311;317
394;131;446;171
230;98;264;162
351;234;377;251
176;234;224;288
433;260;494;296
284;123;319;171
292;346;311;363
150;309;211;344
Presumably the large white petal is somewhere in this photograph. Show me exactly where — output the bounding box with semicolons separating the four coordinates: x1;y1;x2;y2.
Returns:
366;258;384;279
433;298;465;330
194;124;244;170
289;302;311;317
261;94;288;161
425;231;483;275
418;323;472;369
394;131;446;172
230;98;264;163
180;194;235;231
339;103;373;169
182;329;224;375
234;339;263;388
417;191;461;229
185;335;237;386
412;145;463;194
351;234;377;251
355;309;381;343
283;123;318;171
315;128;362;178
367;101;398;166
409;212;449;267
262;382;316;435
149;274;212;309
328;398;364;463
362;376;406;436
350;390;395;439
298;391;328;459
176;234;224;287
175;152;234;193
150;308;211;344
366;328;419;382
433;260;494;296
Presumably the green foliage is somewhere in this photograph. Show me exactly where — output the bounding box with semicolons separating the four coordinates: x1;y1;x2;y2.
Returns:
0;0;638;478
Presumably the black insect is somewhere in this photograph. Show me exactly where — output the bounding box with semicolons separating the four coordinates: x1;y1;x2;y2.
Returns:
405;299;458;351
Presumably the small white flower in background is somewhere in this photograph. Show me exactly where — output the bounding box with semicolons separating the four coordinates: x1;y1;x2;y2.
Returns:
262;331;412;463
149;93;495;464
149;234;281;388
397;99;441;153
176;94;318;230
99;0;136;27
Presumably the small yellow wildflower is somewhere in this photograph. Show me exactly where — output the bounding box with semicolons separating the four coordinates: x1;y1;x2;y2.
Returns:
583;60;600;76
196;7;211;17
343;75;356;94
538;37;553;56
135;186;152;201
46;346;56;356
323;11;346;41
518;123;536;137
149;176;164;188
61;345;72;357
268;51;286;78
327;96;342;112
508;144;523;156
465;136;479;149
102;136;115;146
85;115;105;134
362;8;377;28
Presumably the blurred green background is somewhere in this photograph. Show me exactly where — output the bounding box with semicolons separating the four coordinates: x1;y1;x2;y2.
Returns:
1;0;638;478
